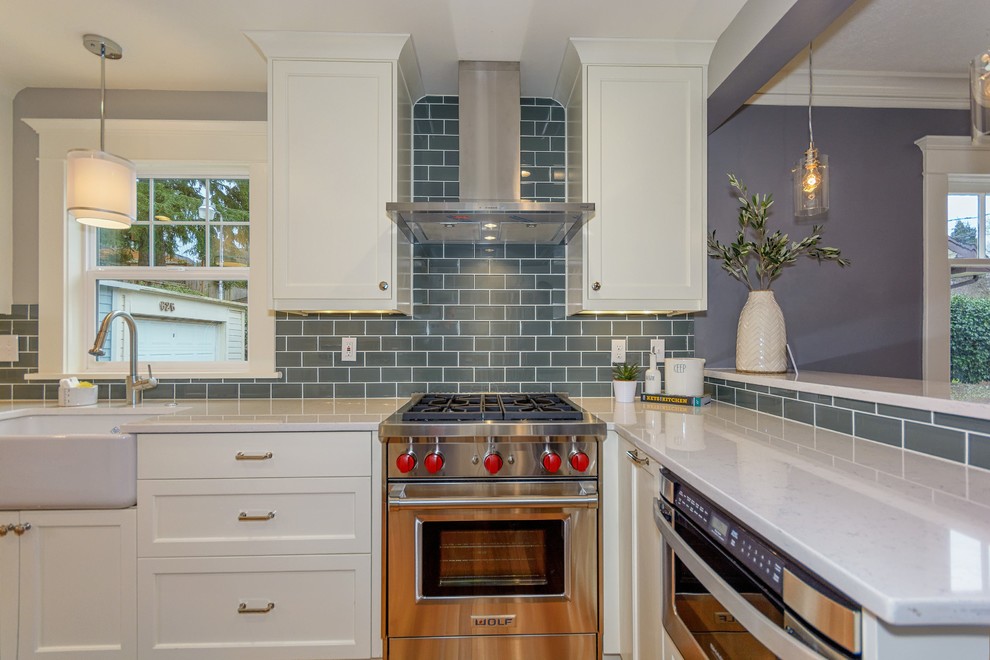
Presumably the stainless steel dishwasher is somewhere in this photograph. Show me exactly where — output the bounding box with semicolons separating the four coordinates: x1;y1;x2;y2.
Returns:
655;466;862;659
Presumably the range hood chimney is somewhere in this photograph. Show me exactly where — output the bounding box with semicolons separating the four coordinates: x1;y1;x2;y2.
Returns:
387;61;594;245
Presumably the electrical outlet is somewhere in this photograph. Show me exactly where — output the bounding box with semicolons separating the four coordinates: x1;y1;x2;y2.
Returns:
651;339;666;360
610;339;626;364
0;335;18;362
341;337;357;362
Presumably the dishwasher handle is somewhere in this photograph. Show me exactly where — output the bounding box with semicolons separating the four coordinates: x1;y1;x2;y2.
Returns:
653;498;831;660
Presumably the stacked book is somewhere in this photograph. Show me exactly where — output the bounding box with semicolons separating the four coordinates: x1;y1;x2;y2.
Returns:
640;393;711;407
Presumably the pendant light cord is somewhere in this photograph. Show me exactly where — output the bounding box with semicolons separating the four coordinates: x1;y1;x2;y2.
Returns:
807;43;815;149
99;41;106;152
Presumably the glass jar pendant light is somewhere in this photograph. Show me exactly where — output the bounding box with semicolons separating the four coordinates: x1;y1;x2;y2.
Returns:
793;43;829;217
66;34;137;230
971;49;990;144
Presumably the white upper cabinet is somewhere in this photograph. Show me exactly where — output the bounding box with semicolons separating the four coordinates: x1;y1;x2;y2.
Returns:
556;39;712;314
247;32;422;313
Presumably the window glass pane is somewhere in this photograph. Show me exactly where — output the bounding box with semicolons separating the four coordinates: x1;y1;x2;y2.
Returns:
97;225;150;266
154;178;207;223
211;179;250;223
155;225;205;266
948;193;979;258
985;194;990;258
210;226;250;267
94;279;248;363
137;179;150;222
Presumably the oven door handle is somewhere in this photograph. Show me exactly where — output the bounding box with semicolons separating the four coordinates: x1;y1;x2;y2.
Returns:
389;493;599;510
653;498;825;660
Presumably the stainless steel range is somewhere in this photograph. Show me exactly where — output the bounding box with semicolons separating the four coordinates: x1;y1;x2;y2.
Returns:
379;393;606;660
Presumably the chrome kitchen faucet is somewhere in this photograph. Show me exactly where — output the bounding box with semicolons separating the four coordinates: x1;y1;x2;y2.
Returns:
89;310;158;406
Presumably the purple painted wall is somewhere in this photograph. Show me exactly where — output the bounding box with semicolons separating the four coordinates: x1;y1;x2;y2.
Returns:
699;104;969;379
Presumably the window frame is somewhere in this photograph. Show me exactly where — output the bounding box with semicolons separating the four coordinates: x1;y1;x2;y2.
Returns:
917;136;990;381
25;118;276;380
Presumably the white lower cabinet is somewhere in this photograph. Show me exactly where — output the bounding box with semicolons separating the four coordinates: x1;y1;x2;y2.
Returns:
0;509;137;660
136;431;378;660
138;554;370;660
617;437;663;660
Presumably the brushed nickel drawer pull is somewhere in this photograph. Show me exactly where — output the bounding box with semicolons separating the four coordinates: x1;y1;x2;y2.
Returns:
12;523;31;536
592;281;601;291
235;451;273;461
238;511;276;522
625;449;649;466
238;602;275;614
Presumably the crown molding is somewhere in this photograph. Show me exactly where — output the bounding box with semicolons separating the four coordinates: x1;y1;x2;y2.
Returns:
749;68;969;110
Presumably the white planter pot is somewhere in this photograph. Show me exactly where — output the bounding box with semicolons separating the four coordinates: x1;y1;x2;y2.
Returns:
612;380;638;403
736;290;787;373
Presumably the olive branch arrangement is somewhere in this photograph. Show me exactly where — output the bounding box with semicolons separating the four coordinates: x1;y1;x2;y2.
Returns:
707;174;850;291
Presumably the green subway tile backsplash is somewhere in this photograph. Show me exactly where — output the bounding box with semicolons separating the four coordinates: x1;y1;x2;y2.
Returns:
703;376;990;472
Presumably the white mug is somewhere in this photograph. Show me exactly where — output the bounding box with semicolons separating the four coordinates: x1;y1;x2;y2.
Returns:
664;357;706;396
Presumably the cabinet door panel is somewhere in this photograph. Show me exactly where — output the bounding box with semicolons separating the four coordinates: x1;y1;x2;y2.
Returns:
138;431;371;479
582;64;706;312
138;477;371;557
272;59;395;308
634;457;663;660
17;509;136;660
0;513;17;660
138;554;371;660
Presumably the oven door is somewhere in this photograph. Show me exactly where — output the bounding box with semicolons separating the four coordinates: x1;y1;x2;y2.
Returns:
386;480;599;639
654;498;854;660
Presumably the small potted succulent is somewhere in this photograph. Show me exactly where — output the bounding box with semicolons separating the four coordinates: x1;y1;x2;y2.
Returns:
612;362;641;403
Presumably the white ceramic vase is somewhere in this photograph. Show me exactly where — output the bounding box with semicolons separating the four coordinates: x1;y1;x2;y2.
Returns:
613;380;638;403
735;290;787;373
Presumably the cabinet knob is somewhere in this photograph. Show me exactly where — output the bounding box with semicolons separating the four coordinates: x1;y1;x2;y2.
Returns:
12;523;30;536
0;525;8;537
592;281;601;291
379;281;390;291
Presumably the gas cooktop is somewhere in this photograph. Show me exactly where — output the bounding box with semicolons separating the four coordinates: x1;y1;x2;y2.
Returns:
379;392;605;439
401;393;585;422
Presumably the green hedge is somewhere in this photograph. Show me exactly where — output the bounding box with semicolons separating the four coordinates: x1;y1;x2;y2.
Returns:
950;295;990;383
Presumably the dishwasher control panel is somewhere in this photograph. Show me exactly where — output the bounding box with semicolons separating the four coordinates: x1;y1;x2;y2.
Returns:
674;484;786;595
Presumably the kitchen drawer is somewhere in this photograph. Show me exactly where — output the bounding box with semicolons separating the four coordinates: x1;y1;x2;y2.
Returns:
138;478;371;557
137;554;371;660
137;432;371;479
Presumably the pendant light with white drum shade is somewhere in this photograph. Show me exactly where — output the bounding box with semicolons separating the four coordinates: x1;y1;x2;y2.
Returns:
66;34;136;230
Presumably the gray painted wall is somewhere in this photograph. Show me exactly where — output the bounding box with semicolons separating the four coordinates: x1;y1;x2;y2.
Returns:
11;88;267;302
700;104;970;379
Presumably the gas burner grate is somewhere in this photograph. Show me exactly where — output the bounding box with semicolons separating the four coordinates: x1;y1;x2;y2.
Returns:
401;393;584;422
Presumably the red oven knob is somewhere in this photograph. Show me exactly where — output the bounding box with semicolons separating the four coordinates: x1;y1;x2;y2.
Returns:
396;452;417;474
424;452;445;474
569;451;590;473
483;452;503;475
542;451;562;473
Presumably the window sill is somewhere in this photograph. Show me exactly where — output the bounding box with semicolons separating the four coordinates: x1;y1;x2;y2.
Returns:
25;371;283;381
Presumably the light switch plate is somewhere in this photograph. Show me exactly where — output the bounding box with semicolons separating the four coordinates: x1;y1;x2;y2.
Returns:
651;339;665;361
0;335;19;362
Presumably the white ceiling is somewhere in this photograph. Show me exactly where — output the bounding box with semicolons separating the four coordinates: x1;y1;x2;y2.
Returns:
0;0;749;98
0;0;986;103
755;0;990;108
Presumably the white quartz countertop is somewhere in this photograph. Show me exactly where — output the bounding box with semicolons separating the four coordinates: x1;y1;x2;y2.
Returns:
0;398;405;433
6;394;990;626
707;368;990;421
592;397;990;627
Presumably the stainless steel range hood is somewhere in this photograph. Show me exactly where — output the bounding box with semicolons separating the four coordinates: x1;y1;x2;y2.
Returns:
387;61;594;245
